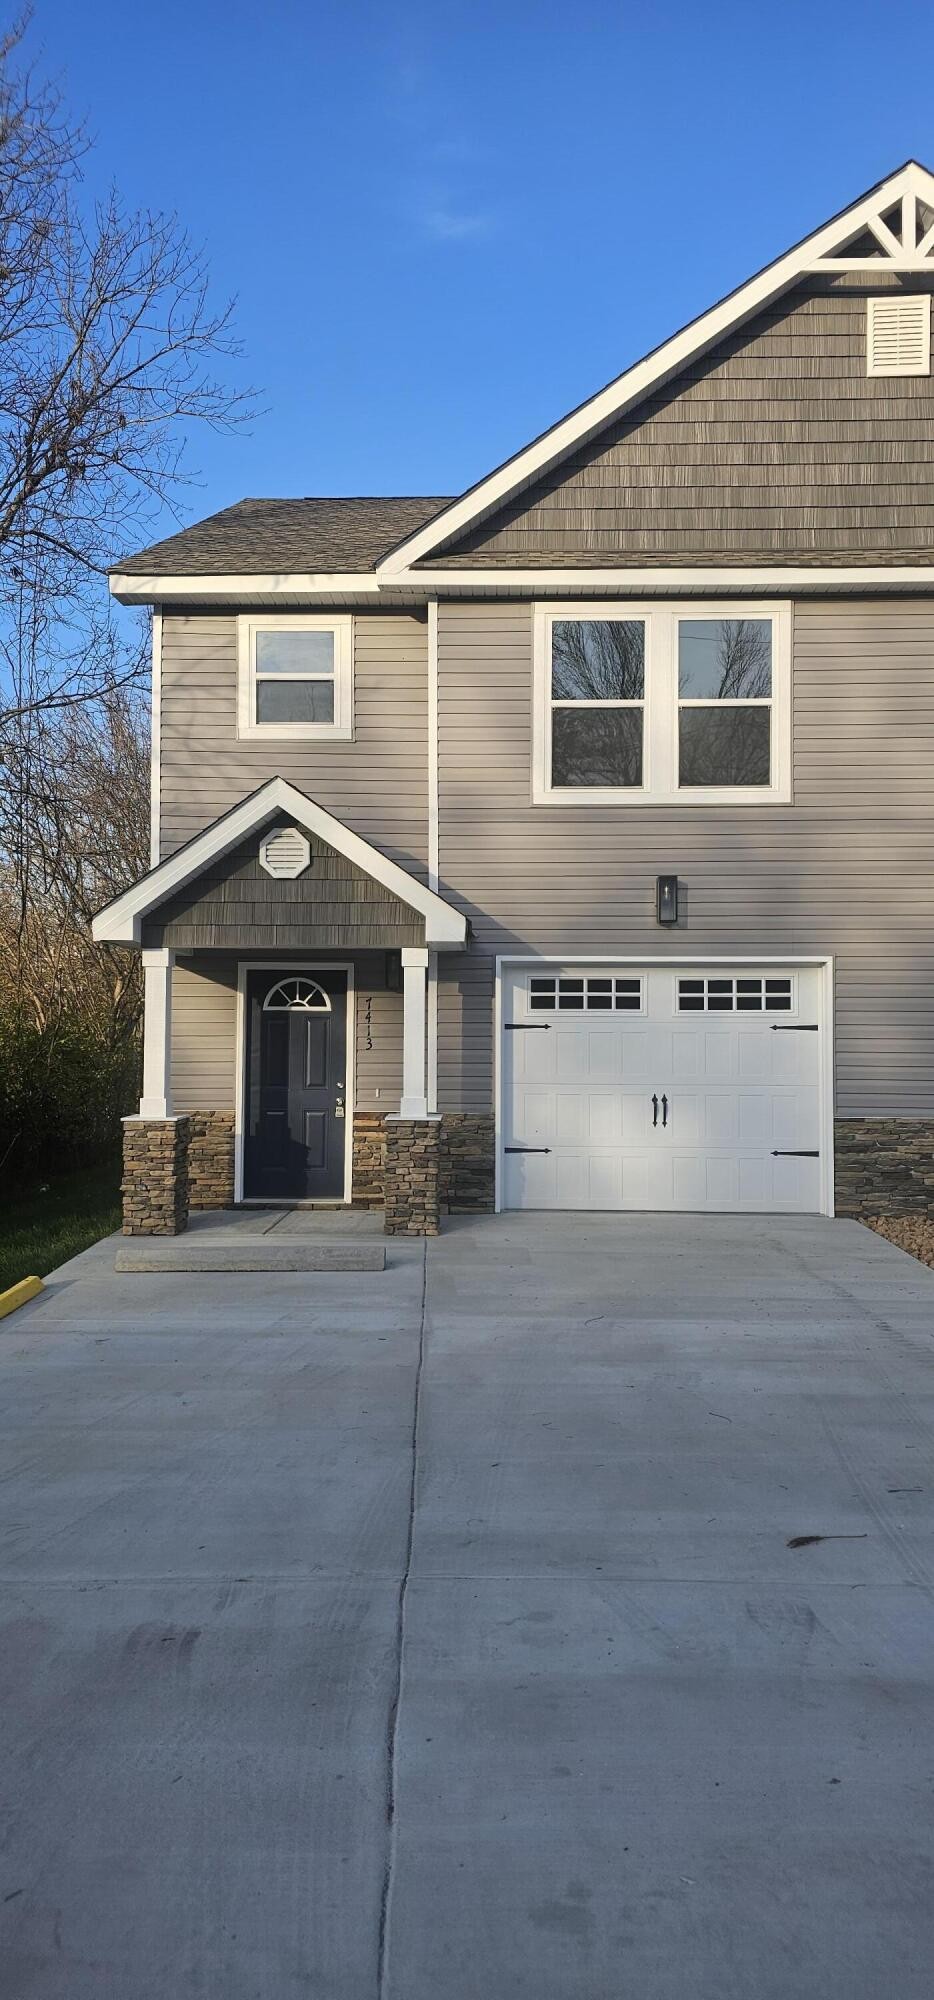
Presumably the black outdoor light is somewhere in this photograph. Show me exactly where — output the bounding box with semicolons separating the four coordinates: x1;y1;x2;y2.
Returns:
656;875;679;926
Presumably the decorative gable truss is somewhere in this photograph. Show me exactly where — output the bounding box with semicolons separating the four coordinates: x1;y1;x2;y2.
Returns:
809;185;934;270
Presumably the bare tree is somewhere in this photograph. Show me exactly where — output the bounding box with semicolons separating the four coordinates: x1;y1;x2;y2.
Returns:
0;14;251;729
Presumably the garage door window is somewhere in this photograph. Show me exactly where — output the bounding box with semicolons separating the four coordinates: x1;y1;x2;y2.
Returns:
678;976;793;1013
530;975;643;1012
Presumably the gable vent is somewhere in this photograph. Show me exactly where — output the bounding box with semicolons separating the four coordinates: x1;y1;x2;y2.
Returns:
866;295;931;377
258;825;311;879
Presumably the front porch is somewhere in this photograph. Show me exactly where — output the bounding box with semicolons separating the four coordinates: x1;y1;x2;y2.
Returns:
91;779;491;1239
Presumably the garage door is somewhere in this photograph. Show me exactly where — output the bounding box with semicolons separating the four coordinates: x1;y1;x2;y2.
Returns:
501;965;824;1213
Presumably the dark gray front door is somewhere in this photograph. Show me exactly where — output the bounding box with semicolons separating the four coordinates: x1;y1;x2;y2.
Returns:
244;970;347;1200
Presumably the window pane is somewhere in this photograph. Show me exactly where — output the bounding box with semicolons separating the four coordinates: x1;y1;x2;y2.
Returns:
679;707;770;787
256;679;335;724
678;619;771;699
552;620;645;700
255;629;335;675
552;707;643;787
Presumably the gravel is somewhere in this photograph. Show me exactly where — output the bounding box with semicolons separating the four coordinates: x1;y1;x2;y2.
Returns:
861;1216;934;1269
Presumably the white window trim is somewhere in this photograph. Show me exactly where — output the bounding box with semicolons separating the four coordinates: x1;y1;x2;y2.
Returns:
532;601;791;806
236;613;353;741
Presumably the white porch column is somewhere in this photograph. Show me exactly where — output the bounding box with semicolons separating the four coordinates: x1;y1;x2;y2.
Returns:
138;948;175;1118
398;946;429;1120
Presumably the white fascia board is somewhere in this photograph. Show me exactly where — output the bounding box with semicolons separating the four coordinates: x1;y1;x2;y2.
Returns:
376;162;934;575
91;776;468;949
385;565;934;594
109;572;382;604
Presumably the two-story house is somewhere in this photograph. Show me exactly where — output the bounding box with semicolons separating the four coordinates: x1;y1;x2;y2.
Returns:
94;160;934;1237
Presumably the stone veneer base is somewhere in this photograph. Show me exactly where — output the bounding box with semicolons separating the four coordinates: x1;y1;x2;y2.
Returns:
353;1111;495;1213
834;1118;934;1218
188;1110;236;1210
122;1116;191;1236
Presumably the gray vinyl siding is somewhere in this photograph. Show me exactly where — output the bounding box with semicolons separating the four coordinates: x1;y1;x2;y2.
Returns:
437;598;934;1117
433;277;934;565
170;952;402;1116
158;610;429;870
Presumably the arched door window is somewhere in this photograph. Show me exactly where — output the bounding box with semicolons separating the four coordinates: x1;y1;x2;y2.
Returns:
262;976;332;1013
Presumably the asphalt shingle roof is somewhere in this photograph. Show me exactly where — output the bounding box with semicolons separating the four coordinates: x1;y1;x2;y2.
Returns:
113;496;454;576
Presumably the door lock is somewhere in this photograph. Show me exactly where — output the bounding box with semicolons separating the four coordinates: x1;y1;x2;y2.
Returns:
335;1096;345;1120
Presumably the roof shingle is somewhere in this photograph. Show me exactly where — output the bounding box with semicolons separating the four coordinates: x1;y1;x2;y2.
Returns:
113;496;453;576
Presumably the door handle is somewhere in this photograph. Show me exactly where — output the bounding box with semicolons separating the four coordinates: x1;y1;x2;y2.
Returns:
652;1093;659;1128
662;1094;668;1128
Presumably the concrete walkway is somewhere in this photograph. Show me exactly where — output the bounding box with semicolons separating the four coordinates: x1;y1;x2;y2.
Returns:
2;1215;934;1996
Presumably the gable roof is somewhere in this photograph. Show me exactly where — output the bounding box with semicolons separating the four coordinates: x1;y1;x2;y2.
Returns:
114;496;452;578
91;778;468;948
376;160;934;577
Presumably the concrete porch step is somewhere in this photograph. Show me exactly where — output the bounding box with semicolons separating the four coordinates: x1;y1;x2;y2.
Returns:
114;1236;385;1273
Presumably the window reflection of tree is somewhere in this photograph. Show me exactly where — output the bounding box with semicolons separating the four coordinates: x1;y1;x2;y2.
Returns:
552;620;645;699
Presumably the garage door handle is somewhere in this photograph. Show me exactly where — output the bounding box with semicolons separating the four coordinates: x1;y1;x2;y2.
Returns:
505;1146;551;1154
662;1093;668;1127
772;1150;819;1157
652;1093;659;1127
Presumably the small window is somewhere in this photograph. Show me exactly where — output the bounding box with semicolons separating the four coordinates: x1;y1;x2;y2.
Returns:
237;616;353;739
867;296;931;377
529;974;643;1012
677;975;793;1014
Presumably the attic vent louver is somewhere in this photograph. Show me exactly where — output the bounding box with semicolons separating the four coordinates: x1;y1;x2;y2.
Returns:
258;825;311;879
866;295;930;376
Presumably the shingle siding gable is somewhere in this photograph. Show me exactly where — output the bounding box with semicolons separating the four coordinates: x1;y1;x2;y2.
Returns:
429;276;934;566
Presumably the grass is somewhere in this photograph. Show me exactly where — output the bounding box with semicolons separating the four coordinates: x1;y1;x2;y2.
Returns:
0;1159;121;1296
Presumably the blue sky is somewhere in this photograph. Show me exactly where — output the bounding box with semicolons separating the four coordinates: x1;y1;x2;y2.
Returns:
26;0;934;546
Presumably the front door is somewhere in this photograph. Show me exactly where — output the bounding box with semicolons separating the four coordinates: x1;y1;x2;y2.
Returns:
243;970;347;1200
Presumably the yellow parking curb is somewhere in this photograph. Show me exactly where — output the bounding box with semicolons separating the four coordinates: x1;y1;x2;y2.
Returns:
0;1275;44;1319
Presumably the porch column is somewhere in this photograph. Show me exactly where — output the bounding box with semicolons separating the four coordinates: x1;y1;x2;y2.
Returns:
398;946;429;1120
139;948;175;1118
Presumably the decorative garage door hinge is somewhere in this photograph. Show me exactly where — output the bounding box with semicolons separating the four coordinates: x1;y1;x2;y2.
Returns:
771;1024;818;1031
771;1150;819;1157
505;1146;552;1154
504;1022;551;1030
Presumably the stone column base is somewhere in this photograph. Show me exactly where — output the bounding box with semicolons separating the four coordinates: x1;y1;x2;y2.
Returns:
122;1116;191;1236
188;1111;235;1209
383;1117;441;1236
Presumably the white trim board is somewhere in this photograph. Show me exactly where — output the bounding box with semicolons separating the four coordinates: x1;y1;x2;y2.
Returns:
377;161;934;576
150;610;162;867
493;953;835;1218
234;960;355;1205
91;776;468;949
112;563;934;605
381;565;934;595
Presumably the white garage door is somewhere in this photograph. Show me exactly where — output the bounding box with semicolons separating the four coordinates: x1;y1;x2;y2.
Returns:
501;964;824;1213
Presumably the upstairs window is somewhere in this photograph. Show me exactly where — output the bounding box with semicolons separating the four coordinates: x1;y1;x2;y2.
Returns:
533;602;790;805
237;615;353;739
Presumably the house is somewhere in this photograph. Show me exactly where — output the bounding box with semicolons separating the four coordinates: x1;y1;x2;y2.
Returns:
94;160;934;1236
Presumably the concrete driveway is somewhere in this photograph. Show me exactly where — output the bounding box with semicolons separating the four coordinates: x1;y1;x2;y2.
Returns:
3;1214;934;1998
